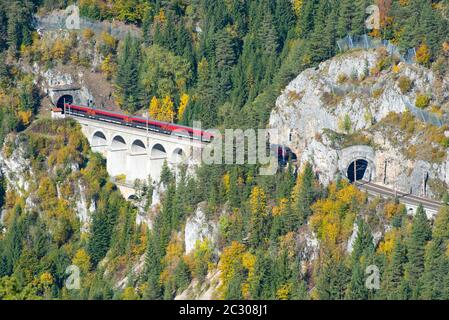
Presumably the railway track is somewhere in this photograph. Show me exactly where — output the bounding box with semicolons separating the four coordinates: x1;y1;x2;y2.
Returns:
356;180;443;213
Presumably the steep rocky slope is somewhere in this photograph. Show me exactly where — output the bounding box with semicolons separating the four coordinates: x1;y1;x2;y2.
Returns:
270;48;449;199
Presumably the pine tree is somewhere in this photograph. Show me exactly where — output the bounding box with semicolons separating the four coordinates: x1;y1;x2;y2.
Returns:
307;0;337;64
88;209;111;266
346;262;366;300
292;162;316;225
274;0;296;48
406;204;432;298
0;7;7;52
351;0;367;35
297;0;318;38
88;190;120;266
420;205;449;299
215;29;236;71
116;34;141;112
144;232;163;299
316;257;349;300
336;0;352;38
346;220;374;299
2;211;22;275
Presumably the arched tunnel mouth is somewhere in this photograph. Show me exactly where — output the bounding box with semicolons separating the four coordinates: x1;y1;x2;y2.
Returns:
56;95;74;109
347;159;368;183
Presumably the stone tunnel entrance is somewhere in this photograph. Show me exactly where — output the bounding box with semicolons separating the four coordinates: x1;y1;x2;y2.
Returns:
347;159;369;183
56;95;74;109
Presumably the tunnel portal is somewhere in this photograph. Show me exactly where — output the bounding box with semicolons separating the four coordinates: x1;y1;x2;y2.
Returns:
347;159;369;183
56;95;74;109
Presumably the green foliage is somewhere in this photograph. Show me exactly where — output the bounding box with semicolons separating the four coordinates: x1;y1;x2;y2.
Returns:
3;0;449;302
0;119;141;299
139;45;191;104
406;205;432;298
116;34;141;112
398;76;412;94
415;94;431;109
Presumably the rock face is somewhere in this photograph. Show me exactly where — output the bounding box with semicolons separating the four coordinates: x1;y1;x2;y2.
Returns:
17;28;119;111
184;203;218;255
0;134;95;230
269;48;449;199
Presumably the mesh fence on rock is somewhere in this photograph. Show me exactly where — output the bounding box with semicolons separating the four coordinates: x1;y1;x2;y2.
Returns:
337;34;416;64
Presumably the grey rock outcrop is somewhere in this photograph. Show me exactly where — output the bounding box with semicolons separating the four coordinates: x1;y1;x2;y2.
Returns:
269;49;449;199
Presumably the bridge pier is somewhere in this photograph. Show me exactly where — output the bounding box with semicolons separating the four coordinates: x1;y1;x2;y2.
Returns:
127;153;149;182
107;148;128;177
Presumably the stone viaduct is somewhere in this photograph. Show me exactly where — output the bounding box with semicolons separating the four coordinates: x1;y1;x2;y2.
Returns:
52;109;206;187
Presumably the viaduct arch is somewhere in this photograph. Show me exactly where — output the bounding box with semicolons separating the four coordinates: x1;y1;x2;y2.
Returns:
73;116;203;186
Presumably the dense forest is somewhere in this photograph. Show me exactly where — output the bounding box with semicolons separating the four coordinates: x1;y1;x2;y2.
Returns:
0;0;449;300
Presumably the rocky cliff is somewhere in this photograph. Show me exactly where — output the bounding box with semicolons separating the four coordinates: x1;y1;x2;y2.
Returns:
269;48;449;199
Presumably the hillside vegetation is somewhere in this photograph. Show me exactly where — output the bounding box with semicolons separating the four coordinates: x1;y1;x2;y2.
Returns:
0;0;449;300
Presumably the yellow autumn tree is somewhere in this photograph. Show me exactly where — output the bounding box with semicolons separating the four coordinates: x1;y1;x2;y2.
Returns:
217;241;256;299
72;248;91;273
155;9;166;24
241;251;256;299
276;283;292;300
149;96;160;119
18;110;32;126
160;235;184;287
52;39;68;60
249;186;267;216
40;272;54;287
416;43;431;65
82;28;95;41
160;96;175;122
249;186;268;246
177;93;189;121
223;173;231;194
100;32;117;51
377;229;398;258
310;181;366;250
122;287;138;300
292;0;304;17
101;54;116;80
149;96;175;122
272;198;289;216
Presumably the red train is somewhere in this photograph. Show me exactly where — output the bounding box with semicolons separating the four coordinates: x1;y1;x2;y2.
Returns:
64;104;214;142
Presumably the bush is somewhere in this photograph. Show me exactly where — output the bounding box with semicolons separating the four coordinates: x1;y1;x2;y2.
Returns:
415;94;430;109
82;28;95;41
398;76;412;94
372;88;384;99
337;73;348;84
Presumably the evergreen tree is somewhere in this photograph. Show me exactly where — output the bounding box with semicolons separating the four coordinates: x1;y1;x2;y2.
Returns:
88;190;120;266
116;34;141;112
351;0;367;35
144;232;163;299
420;206;449;299
307;0;337;64
297;0;319;38
2;211;22;275
406;205;432;298
293;162;316;225
346;219;374;299
336;0;352;38
382;236;407;299
316;256;349;300
274;0;296;48
0;7;7;52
